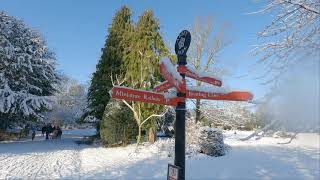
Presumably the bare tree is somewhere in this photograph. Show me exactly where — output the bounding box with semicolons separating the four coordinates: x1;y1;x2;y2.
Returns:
187;17;230;123
111;75;168;145
252;0;320;83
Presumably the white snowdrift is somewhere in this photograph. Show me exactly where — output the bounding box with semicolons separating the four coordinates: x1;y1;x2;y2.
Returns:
0;129;319;179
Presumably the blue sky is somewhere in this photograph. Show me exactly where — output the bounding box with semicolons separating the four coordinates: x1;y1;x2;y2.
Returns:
0;0;273;100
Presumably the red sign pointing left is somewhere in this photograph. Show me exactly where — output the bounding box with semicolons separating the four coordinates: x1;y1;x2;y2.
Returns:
110;86;182;106
159;58;186;92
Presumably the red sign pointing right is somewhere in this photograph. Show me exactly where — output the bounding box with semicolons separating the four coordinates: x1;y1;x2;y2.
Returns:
178;66;222;87
186;90;253;101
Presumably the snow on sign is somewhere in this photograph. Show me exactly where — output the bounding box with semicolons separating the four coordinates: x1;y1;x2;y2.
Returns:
159;57;185;92
110;86;181;106
177;65;222;87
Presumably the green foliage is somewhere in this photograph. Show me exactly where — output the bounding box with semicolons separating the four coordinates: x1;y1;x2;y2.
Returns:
243;121;255;131
91;8;170;144
123;10;170;133
88;6;133;121
100;101;138;146
124;10;169;88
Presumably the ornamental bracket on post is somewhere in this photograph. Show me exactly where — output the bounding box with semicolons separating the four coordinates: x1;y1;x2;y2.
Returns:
109;30;253;180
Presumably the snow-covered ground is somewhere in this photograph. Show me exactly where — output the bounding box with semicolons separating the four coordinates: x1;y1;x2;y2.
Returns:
0;129;319;179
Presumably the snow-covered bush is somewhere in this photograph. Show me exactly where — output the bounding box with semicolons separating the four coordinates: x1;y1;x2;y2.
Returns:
157;107;175;137
83;116;98;123
0;12;58;129
198;127;225;157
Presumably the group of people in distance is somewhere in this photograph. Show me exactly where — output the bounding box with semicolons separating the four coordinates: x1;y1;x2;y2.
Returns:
41;124;62;140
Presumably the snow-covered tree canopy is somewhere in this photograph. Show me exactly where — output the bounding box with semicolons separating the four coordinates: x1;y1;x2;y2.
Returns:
0;12;58;123
200;101;257;129
253;0;320;83
44;75;87;124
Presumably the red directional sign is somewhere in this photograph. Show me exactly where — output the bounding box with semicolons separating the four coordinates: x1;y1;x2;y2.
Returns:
159;59;186;92
177;66;222;87
153;81;173;92
110;86;182;106
186;90;253;101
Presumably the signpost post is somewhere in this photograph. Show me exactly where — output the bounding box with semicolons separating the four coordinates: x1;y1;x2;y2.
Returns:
173;30;191;180
109;30;253;180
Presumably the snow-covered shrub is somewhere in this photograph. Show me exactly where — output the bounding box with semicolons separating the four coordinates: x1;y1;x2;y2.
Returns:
157;107;175;137
198;127;225;157
0;12;58;129
84;116;98;123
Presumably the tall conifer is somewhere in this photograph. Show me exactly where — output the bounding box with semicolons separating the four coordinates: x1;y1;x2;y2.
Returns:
123;10;170;143
88;6;133;121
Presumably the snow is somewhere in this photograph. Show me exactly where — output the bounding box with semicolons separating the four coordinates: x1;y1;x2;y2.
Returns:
186;64;222;81
160;57;183;83
0;129;319;179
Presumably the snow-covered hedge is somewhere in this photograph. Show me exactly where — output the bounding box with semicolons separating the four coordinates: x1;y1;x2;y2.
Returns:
198;127;225;157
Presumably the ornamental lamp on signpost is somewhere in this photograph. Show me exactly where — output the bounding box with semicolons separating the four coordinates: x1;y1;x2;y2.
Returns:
109;30;253;180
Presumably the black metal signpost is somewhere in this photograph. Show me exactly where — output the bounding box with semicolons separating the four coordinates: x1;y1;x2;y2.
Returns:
173;30;191;180
110;30;253;180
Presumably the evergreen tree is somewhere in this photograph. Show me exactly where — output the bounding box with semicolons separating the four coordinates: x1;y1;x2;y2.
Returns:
122;10;170;143
88;6;133;122
0;12;58;129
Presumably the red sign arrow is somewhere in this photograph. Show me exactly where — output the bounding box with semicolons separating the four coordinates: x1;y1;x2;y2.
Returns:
110;86;183;106
159;58;186;92
177;66;222;87
186;90;253;101
153;81;173;92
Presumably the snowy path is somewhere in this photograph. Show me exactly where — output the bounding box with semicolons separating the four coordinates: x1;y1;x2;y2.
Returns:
0;132;85;179
0;130;319;179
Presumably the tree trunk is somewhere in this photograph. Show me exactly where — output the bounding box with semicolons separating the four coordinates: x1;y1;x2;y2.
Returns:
148;127;156;143
137;125;142;144
195;99;201;123
0;114;8;130
278;132;299;144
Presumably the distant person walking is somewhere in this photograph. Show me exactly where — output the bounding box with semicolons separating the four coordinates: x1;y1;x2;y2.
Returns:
41;126;46;136
30;126;36;141
44;124;51;140
57;126;62;139
31;130;36;141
